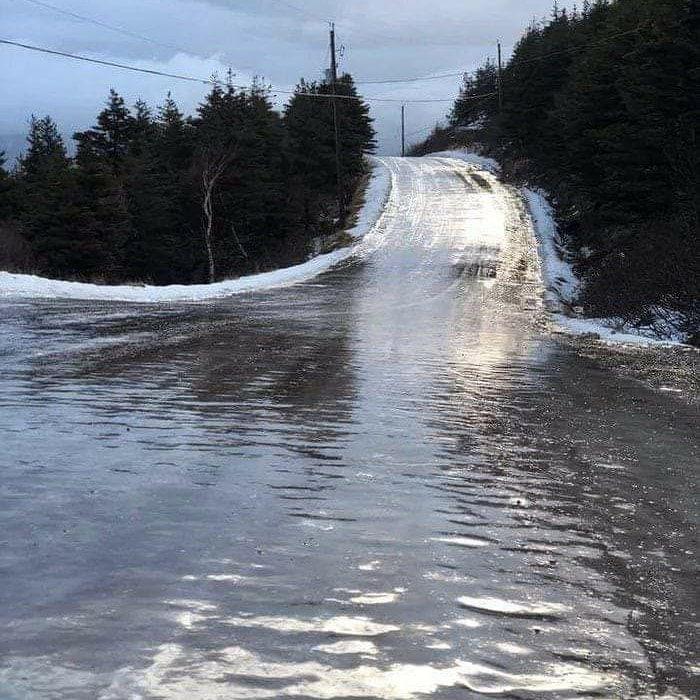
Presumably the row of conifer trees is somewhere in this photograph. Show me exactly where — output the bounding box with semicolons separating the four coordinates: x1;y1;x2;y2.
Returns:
0;73;375;285
415;0;698;339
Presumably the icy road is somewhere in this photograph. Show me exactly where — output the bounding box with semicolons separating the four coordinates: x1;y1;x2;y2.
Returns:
0;157;697;699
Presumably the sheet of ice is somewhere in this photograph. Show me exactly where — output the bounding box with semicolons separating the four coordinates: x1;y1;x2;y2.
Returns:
0;159;392;304
222;614;400;636
431;536;491;548
313;640;379;656
349;591;401;605
457;596;568;619
435;150;687;346
98;642;618;699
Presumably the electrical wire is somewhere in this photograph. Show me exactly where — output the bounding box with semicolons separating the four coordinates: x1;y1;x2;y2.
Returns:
357;70;466;86
406;124;437;139
0;39;466;103
17;0;187;54
15;0;646;91
360;25;644;86
1;38;213;83
264;0;332;25
13;0;457;90
504;25;643;68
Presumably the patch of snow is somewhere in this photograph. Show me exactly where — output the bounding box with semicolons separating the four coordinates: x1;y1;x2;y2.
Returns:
521;187;686;347
457;596;568;619
521;187;579;308
0;158;392;304
454;116;487;132
553;315;686;347
313;640;379;656
429;149;501;175
431;536;491;548
349;591;401;605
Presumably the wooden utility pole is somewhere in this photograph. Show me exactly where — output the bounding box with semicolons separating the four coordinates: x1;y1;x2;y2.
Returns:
329;22;338;84
497;40;504;113
401;104;406;157
329;23;343;215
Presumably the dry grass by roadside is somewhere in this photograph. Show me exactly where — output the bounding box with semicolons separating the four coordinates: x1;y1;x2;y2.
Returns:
315;171;372;255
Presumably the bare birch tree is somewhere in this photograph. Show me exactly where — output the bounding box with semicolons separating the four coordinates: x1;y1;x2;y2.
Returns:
197;144;237;282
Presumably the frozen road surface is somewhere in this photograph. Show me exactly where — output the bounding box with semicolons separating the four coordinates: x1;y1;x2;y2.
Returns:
0;157;697;699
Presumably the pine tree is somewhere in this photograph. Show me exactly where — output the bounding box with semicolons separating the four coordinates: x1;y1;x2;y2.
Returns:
122;96;197;284
129;99;157;158
284;73;375;234
69;156;132;280
157;93;193;174
332;73;377;186
70;91;136;278
0;151;31;272
450;61;498;127
284;79;339;231
438;0;699;337
74;89;135;174
0;150;15;220
191;77;291;279
19;115;70;180
15;116;76;275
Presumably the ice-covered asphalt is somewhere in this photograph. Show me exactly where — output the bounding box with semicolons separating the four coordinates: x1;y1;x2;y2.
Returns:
0;157;697;699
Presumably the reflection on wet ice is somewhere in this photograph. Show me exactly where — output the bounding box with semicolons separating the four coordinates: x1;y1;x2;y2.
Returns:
104;641;620;699
0;157;696;699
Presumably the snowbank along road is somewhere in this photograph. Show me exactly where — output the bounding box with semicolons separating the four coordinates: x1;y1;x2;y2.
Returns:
0;156;697;699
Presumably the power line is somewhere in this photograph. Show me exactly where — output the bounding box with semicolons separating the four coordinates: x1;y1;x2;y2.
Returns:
15;0;645;92
0;39;463;103
17;0;281;81
264;0;332;25
406;124;439;139
15;0;464;89
14;0;466;90
18;0;187;54
357;70;465;86
1;38;213;83
505;26;643;68
358;26;644;87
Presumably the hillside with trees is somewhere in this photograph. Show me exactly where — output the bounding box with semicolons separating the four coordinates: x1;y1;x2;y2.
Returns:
412;0;698;342
0;73;375;285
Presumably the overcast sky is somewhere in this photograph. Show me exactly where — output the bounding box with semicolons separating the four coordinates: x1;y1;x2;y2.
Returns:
1;0;557;157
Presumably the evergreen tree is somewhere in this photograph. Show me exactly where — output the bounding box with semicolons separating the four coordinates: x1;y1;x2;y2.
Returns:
19;115;70;180
284;79;339;231
129;99;158;158
15;116;77;275
68;157;132;280
74;89;135;174
71;91;137;278
124;96;196;283
0;151;14;220
0;151;31;272
434;0;699;337
4;73;377;286
331;74;377;185
450;61;498;127
284;73;375;232
157;93;193;174
191;77;290;279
